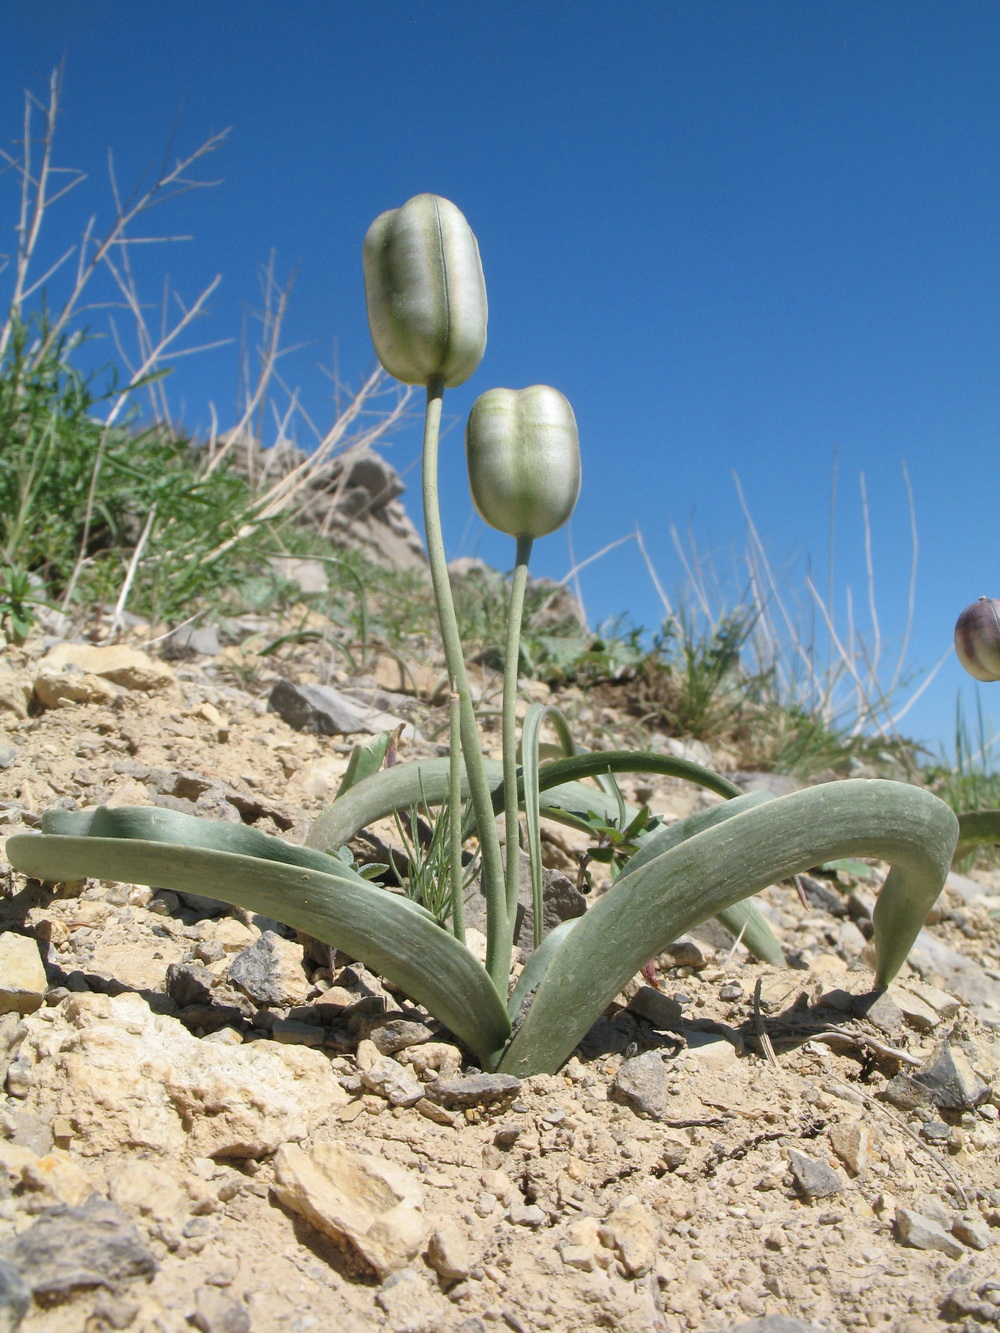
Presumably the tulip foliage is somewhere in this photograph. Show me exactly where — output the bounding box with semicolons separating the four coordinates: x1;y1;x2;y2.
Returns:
5;194;983;1077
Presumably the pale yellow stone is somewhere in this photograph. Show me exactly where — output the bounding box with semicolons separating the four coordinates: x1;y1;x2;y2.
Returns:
273;1141;425;1278
0;931;47;1014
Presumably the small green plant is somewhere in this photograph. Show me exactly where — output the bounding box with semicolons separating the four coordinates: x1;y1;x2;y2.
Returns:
0;565;40;643
8;195;974;1077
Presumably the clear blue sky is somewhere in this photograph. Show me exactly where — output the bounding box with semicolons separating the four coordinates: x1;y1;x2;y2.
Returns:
5;1;999;759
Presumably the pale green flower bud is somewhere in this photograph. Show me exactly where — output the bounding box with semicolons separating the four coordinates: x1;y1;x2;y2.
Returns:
466;385;581;539
955;597;1000;682
362;194;487;388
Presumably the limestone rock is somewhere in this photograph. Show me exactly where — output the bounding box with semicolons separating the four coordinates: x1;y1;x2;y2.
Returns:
376;1267;451;1333
33;665;118;709
425;1220;476;1281
0;667;32;719
366;1018;436;1056
361;1055;425;1107
0;933;46;1015
598;1198;658;1277
109;1160;190;1246
273;1141;425;1278
18;991;346;1160
828;1122;869;1176
951;1211;994;1251
625;984;683;1029
38;643;175;692
190;1286;251;1333
426;1072;521;1108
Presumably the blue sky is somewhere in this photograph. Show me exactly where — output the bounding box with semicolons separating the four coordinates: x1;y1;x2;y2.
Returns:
5;1;999;758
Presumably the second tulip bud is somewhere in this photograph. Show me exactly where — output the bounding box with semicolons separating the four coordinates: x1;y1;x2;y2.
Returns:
466;386;581;540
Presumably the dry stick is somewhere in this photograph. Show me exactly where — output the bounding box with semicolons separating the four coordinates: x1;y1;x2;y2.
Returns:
753;979;780;1069
798;1030;923;1068
634;525;673;619
821;1071;969;1208
109;502;157;638
61;273;223;611
886;460;918;699
860;472;882;683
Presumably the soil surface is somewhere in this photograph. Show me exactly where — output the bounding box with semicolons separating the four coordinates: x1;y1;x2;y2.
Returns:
0;618;998;1333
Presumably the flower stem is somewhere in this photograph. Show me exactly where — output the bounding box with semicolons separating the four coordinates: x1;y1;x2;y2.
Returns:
502;534;533;939
448;690;465;943
421;378;507;989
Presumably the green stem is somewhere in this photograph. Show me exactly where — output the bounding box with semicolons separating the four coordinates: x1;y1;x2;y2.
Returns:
448;690;465;942
502;535;533;943
421;378;507;990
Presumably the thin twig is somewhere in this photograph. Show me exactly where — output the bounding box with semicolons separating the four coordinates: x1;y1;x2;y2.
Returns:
821;1071;968;1208
754;979;779;1068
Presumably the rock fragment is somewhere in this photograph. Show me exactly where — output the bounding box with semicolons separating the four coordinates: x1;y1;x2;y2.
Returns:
273;1141;425;1278
786;1150;844;1200
361;1055;425;1107
912;1042;990;1110
0;1257;30;1333
37;642;175;692
375;1267;450;1333
894;1208;964;1258
625;985;683;1029
165;962;216;1009
598;1199;658;1277
828;1122;869;1176
268;678;412;739
951;1211;994;1251
610;1050;672;1119
227;930;311;1007
367;1018;436;1055
427;1073;521;1108
190;1286;251;1333
0;1196;156;1297
425;1221;475;1281
0;935;46;1016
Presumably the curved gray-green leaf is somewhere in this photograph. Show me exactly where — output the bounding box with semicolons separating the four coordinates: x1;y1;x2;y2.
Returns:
498;780;957;1076
307;755;780;963
307;751;740;855
5;827;511;1069
612;790;784;966
954;809;1000;858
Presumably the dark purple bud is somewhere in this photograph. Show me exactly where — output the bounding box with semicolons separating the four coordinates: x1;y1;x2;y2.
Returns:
954;597;1000;682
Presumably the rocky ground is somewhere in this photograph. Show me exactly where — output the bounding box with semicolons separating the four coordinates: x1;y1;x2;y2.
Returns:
0;612;998;1333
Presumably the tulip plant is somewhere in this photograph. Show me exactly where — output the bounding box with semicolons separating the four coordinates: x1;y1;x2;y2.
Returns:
5;195;979;1076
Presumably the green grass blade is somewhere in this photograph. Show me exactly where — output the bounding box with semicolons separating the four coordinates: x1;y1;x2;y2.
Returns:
497;780;957;1075
6;826;510;1068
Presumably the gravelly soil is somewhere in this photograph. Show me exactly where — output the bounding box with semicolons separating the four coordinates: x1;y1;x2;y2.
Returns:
0;623;998;1333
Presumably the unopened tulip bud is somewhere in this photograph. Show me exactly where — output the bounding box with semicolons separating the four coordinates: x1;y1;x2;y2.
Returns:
363;194;487;388
466;385;581;540
954;597;1000;682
